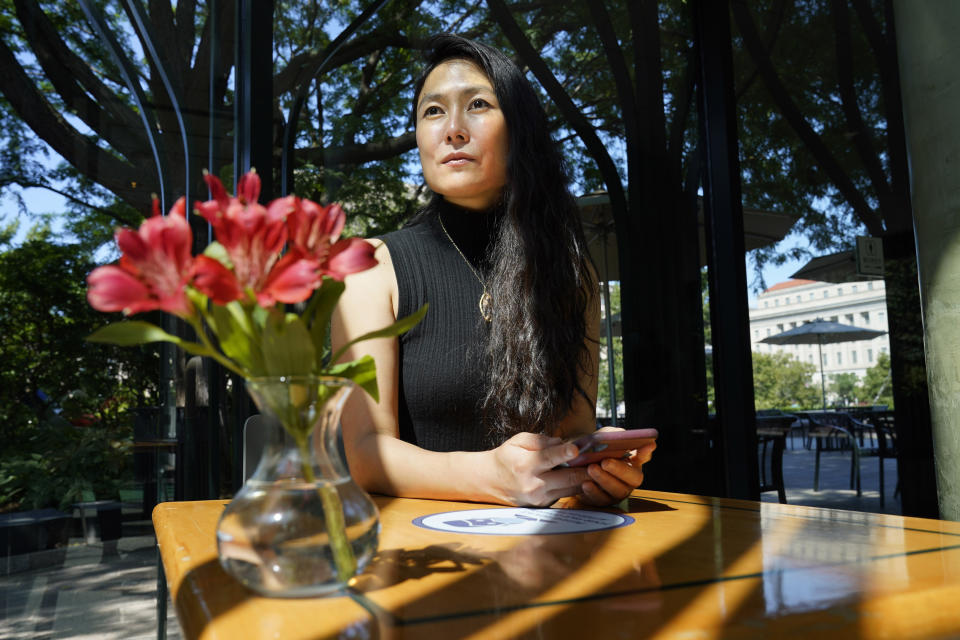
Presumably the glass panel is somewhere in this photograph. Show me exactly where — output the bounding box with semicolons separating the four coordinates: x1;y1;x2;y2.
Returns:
0;0;237;554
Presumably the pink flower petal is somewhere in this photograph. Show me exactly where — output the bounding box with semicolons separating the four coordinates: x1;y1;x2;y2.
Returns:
237;170;261;204
86;265;151;313
191;255;244;304
322;238;377;280
203;171;230;210
116;227;149;262
257;253;320;306
321;202;345;240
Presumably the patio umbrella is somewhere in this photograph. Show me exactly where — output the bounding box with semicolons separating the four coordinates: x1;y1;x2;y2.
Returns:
579;191;798;426
759;319;887;410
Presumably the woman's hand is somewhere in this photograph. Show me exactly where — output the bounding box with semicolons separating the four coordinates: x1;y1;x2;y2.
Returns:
576;429;656;506
484;432;591;507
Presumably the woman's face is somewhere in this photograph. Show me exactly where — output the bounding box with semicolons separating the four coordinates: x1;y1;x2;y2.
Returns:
415;59;509;211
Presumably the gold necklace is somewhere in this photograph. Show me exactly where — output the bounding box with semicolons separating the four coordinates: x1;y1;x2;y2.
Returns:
438;213;493;322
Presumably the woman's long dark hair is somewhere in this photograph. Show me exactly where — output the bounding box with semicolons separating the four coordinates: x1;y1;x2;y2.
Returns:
411;34;597;440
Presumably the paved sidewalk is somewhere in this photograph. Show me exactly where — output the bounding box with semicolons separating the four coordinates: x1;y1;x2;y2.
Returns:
760;444;902;515
0;444;904;639
0;530;180;640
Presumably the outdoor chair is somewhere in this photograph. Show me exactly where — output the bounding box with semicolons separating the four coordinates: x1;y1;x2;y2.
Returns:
803;411;863;497
757;415;795;504
860;410;900;509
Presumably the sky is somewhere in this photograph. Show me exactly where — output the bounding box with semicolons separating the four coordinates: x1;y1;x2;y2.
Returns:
2;187;68;245
744;231;812;308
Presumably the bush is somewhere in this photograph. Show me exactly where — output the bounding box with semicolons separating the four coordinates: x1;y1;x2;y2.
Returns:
0;399;132;513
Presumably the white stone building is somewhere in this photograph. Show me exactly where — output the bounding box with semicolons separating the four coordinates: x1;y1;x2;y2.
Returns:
748;279;890;385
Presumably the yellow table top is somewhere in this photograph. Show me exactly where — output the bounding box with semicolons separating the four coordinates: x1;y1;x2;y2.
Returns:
154;491;960;639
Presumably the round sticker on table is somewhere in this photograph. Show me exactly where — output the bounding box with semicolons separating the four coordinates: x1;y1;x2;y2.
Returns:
412;508;634;535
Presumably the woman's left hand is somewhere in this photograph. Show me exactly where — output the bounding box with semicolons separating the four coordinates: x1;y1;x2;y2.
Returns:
576;434;656;507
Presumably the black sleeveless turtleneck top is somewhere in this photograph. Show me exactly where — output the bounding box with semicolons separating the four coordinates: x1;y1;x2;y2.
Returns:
380;200;498;452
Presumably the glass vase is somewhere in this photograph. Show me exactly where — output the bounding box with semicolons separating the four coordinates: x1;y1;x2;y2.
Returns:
216;376;380;597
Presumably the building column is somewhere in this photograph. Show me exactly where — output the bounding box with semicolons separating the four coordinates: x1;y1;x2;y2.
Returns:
894;1;960;521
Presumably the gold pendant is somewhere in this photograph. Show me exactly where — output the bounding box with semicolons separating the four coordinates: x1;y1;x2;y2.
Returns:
479;292;493;322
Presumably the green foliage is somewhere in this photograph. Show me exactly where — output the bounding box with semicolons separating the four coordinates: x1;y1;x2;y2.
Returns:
732;0;903;289
597;282;623;415
829;372;861;407
0;402;131;512
751;351;821;410
701;268;714;409
0;238;154;512
862;351;893;408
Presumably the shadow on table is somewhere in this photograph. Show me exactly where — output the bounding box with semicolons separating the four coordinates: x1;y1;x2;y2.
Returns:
347;494;897;639
173;559;254;638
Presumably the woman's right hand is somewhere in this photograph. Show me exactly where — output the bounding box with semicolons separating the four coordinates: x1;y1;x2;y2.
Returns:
484;432;591;506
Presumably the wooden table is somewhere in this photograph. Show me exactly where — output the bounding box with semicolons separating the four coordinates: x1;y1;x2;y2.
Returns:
154;491;960;639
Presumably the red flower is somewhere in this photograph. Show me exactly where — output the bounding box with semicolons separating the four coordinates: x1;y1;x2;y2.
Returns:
288;199;377;280
86;197;194;317
194;171;319;306
323;237;377;280
190;255;244;305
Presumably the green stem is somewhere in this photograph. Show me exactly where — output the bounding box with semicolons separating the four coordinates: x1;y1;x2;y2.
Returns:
295;436;356;581
186;315;247;377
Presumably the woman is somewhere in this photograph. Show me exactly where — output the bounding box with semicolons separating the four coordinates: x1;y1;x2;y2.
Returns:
332;34;654;507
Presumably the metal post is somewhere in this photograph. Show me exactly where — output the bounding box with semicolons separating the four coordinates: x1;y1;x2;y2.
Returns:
600;229;618;427
233;0;274;492
693;0;759;499
235;0;274;192
601;280;618;427
818;340;827;410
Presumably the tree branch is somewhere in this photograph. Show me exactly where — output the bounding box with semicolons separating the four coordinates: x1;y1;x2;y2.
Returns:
13;0;149;162
734;0;788;100
274;32;416;96
587;2;640;156
345;49;385;148
830;0;892;209
668;45;696;178
486;0;626;209
174;0;197;64
0;175;140;227
192;1;235;116
300;132;417;167
851;0;911;230
731;0;884;234
629;1;668;168
0;37;145;210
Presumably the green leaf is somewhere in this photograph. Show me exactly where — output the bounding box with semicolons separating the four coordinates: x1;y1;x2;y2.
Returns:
261;311;316;377
209;303;258;374
86;321;213;358
250;303;269;331
185;287;209;315
87;321;185;347
202;241;232;269
304;279;345;362
225;300;257;337
326;355;379;402
329;303;428;365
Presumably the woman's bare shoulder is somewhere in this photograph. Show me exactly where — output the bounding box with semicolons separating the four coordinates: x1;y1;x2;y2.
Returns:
339;238;398;321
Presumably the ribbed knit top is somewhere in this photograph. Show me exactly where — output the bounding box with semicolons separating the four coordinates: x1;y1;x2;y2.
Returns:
380;199;498;452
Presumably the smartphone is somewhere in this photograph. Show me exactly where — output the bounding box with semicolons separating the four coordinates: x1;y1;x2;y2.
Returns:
563;428;658;467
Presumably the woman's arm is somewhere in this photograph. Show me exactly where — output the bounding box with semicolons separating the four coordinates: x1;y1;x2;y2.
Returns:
331;240;592;506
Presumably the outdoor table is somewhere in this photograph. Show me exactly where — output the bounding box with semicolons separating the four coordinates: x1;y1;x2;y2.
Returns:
154;491;960;639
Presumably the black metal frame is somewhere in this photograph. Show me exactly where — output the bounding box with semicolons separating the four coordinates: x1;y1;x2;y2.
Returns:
692;0;759;500
69;2;764;635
